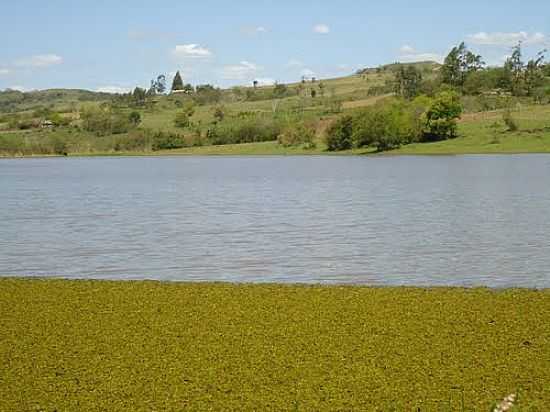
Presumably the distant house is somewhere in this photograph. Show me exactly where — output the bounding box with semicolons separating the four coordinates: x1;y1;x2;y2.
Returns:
41;120;54;128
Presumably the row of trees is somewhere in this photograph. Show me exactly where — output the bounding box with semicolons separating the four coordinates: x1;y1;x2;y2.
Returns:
394;42;549;101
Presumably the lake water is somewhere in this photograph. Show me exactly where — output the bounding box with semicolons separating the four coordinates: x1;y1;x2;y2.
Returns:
1;155;550;287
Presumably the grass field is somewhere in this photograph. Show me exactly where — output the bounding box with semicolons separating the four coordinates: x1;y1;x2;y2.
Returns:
1;278;549;410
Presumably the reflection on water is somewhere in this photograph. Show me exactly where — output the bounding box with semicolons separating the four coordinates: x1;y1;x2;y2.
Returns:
1;155;549;287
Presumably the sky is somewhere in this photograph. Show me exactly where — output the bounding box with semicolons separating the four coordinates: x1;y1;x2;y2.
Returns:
1;0;549;92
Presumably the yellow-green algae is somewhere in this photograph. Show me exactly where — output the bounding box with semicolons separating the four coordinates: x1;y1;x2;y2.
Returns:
0;278;548;410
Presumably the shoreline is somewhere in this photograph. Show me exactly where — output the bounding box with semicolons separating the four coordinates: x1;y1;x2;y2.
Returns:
2;147;550;159
1;276;548;290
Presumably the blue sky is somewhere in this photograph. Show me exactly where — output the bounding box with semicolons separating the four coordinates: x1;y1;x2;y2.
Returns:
1;0;549;92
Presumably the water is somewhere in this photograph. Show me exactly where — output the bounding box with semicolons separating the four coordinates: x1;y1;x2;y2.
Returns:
1;155;550;287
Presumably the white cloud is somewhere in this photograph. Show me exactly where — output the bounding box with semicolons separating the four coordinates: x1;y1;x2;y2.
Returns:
313;24;330;34
0;68;10;75
96;86;133;94
467;31;547;47
221;61;262;80
172;44;212;59
15;54;63;68
336;64;350;71
301;68;316;78
398;46;444;63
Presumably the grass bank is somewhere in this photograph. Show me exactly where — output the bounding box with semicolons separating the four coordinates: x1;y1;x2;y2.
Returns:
1;278;548;410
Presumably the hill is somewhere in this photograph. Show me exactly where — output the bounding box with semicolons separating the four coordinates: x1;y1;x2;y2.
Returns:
0;59;549;157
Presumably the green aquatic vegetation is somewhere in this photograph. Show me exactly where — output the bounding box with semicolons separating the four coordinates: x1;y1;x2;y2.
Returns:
0;279;549;410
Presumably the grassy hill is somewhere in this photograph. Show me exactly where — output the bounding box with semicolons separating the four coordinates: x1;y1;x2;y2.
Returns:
1;61;549;157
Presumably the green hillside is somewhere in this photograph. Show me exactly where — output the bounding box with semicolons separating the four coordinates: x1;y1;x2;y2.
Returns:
1;53;549;157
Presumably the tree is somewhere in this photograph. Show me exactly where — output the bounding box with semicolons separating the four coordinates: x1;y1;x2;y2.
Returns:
395;65;422;99
326;115;354;151
183;83;195;94
131;87;147;107
524;49;546;96
504;43;525;96
422;91;463;140
128;111;141;126
171;71;184;92
441;42;484;89
149;74;167;95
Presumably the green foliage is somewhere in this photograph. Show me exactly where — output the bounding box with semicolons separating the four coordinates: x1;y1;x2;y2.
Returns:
1;279;549;411
353;99;425;151
80;106;133;136
422;91;463;140
128;111;141;126
207;117;282;145
194;84;222;105
326;115;353;151
277;122;316;148
171;71;184;91
174;102;196;128
150;130;186;151
272;83;290;99
502;109;519;132
213;106;225;122
394;65;423;99
441;42;484;89
174;112;190;128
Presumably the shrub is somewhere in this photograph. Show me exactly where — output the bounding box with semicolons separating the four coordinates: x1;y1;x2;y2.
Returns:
151;131;186;151
81;106;133;135
421;91;463;141
326;115;353;151
128;111;141;126
502;110;518;132
278;123;316;149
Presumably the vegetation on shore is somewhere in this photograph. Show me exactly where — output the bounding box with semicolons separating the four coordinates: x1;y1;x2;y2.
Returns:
1;42;549;157
1;278;549;410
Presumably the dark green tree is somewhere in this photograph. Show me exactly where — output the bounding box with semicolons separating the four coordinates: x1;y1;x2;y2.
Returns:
128;111;141;126
395;65;423;99
171;71;184;91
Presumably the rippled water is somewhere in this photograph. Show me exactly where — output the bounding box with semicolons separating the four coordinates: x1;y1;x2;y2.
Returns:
1;155;550;287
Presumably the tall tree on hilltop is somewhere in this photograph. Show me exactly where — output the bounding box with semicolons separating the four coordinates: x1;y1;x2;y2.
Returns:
171;71;184;92
441;42;484;89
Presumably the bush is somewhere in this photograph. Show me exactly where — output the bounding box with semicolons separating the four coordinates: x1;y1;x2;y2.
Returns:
421;91;463;141
207;117;282;145
128;111;141;126
81;106;133;135
502;110;518;132
278;122;316;149
326;115;353;151
151;131;186;151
